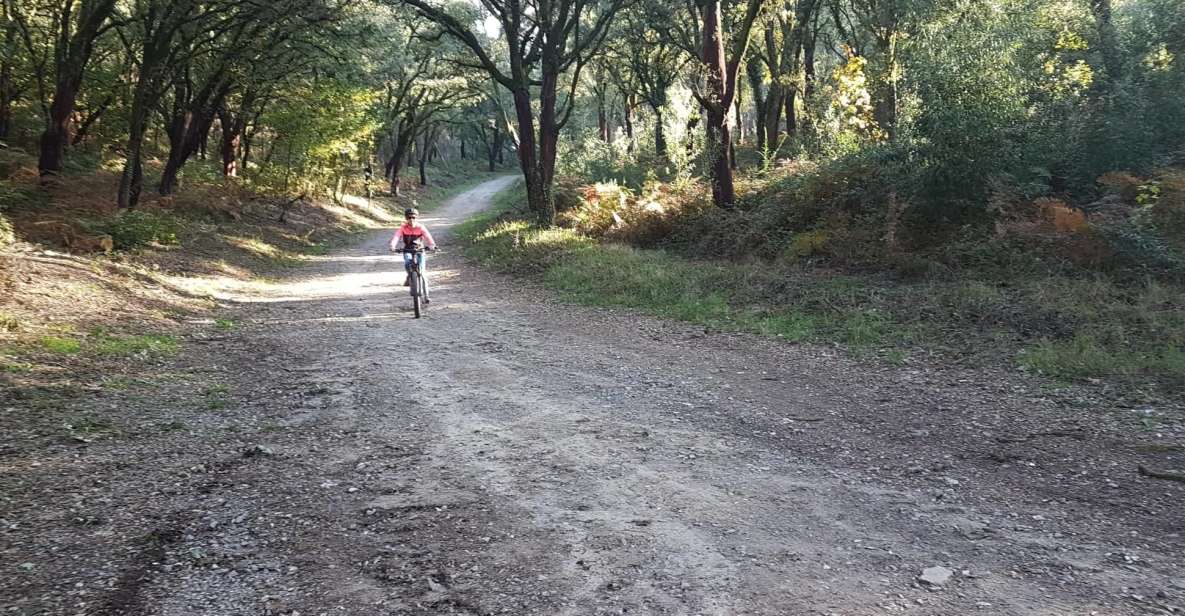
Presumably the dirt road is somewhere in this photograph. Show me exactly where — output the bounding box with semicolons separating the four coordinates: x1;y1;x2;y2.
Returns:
5;176;1183;615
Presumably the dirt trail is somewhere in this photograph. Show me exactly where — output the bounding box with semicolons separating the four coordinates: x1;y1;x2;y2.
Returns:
5;176;1183;616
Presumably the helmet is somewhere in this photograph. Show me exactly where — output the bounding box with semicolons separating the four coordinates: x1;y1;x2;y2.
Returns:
404;207;418;217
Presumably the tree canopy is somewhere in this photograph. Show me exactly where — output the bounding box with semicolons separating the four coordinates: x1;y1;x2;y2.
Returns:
0;0;1181;226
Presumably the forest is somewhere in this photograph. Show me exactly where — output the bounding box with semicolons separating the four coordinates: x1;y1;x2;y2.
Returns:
1;0;1184;382
4;2;1185;613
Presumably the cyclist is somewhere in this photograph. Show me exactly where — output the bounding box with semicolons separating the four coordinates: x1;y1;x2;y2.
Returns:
389;207;437;301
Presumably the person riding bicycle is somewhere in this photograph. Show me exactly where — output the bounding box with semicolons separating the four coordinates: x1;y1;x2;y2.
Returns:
390;207;437;301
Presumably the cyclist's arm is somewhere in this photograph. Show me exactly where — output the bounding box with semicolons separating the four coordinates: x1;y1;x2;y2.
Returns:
389;228;404;251
422;227;436;249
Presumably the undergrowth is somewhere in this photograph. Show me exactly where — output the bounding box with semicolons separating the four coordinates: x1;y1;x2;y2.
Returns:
462;182;1185;392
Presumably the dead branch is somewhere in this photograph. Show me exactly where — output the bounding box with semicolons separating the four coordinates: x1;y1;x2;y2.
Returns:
1137;465;1185;483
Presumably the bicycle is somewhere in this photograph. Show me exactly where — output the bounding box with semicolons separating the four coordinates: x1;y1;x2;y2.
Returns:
400;246;431;318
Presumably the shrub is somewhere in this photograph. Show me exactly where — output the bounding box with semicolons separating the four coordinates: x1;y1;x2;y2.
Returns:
92;210;182;250
1097;171;1141;201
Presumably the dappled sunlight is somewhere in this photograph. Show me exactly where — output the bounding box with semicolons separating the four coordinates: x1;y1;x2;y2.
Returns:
164;250;466;304
319;198;398;228
224;235;286;259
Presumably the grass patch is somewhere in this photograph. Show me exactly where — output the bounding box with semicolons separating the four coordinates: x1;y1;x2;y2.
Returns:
214;318;237;331
64;415;120;437
1;361;34;373
40;336;81;354
157;420;189;432
89;210;182;249
92;332;179;356
1020;335;1185;384
462;184;1185;390
204;384;230;410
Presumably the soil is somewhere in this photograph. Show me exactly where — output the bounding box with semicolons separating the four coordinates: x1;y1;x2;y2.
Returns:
2;176;1184;616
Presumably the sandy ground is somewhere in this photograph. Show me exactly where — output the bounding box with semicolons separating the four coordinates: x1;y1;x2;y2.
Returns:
3;176;1184;616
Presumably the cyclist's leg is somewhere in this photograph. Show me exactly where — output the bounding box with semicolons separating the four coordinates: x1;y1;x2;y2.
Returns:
402;252;413;286
418;253;429;299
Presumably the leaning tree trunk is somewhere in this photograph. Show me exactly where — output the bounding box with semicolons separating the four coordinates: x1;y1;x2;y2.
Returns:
118;82;153;208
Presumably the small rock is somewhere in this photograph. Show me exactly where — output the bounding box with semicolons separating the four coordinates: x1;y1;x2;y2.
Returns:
918;566;954;586
942;477;960;487
243;445;274;458
1172;579;1185;591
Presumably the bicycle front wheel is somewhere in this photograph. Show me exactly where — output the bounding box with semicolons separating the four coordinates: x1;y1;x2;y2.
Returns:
409;269;422;318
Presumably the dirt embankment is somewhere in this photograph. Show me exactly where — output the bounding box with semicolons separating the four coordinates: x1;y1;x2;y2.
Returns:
2;176;1184;616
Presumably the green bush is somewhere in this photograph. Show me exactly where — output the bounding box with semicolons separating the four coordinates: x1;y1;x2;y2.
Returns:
92;210;182;250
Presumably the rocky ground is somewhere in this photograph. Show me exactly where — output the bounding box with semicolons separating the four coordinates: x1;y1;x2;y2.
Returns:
2;176;1184;616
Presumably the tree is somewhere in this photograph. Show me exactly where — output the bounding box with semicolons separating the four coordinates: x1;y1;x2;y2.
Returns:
687;0;766;208
399;0;628;223
372;15;473;195
12;0;118;178
618;5;687;158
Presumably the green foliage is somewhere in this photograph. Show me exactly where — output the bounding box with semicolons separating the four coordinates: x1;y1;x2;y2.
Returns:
91;332;179;356
1021;335;1185;384
0;312;22;332
40;337;82;354
1;361;34;373
464;185;1185;387
91;211;182;250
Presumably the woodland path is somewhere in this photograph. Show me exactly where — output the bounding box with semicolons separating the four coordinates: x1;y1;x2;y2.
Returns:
6;176;1183;616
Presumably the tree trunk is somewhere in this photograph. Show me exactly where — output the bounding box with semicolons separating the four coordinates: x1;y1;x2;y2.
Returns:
487;122;501;172
623;96;635;142
803;31;817;100
118;77;154;208
160;78;228;195
219;109;242;177
37;0;116;177
1090;0;1121;93
460;139;466;159
38;82;80;178
785;88;797;136
388;140;410;195
419;129;435;186
511;80;552;222
537;70;560;223
71;95;112;146
702;0;737;208
597;98;609;142
0;11;14;141
653;107;667;158
764;90;783;153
